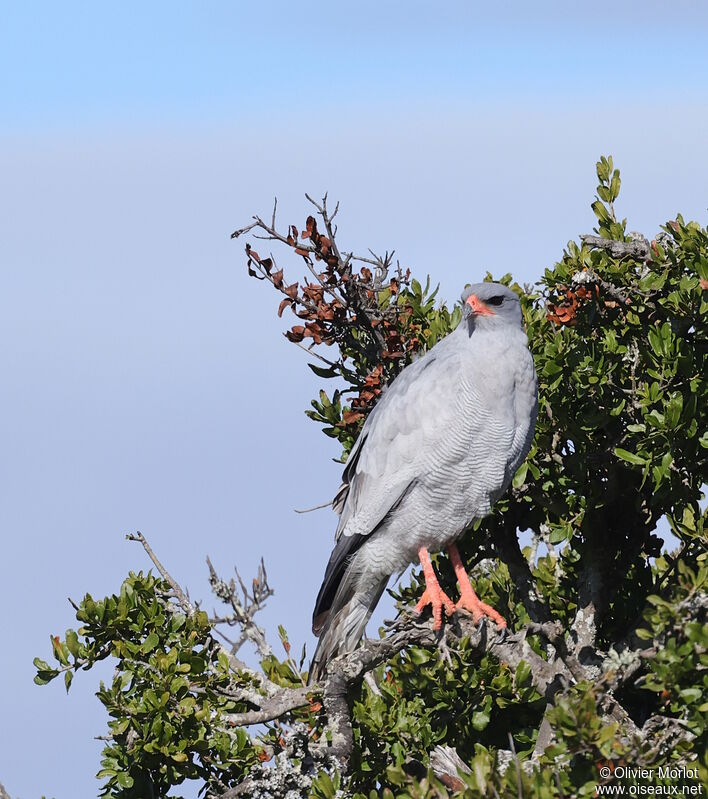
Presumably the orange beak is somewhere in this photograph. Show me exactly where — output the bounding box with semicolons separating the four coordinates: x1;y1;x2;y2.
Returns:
466;294;495;316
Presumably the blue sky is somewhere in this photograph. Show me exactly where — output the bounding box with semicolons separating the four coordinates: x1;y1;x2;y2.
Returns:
1;3;707;798
4;1;708;131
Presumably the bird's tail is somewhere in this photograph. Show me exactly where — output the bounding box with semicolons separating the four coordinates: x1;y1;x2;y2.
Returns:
308;575;387;684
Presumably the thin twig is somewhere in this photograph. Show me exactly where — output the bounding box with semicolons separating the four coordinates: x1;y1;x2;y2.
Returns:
126;531;194;614
294;500;333;514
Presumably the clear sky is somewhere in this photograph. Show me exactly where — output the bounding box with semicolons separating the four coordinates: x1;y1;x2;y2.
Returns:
1;3;707;797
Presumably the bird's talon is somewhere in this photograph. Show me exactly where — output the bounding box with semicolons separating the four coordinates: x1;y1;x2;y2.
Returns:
415;587;455;630
456;594;507;630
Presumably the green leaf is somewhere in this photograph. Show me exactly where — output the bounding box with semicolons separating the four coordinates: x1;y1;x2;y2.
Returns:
65;629;80;657
308;362;338;379
679;687;702;703
472;710;490;731
512;462;529;489
115;772;135;788
141;632;160;654
614;448;648;465
609;170;621;202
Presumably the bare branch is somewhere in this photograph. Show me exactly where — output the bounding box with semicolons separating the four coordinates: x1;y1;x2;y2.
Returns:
430;745;471;791
207;557;275;660
223;686;312;726
127;531;194;614
580;234;650;261
293;500;333;514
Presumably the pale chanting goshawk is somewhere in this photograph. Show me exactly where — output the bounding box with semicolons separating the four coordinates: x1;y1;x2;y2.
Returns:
310;283;538;681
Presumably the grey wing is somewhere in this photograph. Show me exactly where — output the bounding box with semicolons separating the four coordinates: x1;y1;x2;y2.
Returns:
313;346;460;632
333;345;460;540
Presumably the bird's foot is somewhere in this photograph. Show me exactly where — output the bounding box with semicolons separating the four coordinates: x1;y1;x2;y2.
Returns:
456;588;507;629
414;585;456;630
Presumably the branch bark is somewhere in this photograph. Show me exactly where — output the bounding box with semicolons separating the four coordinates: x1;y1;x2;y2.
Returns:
580;234;650;261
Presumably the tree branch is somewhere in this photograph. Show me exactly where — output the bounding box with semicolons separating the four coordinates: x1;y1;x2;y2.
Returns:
309;612;573;772
580;235;650;261
223;686;313;726
207;557;275;660
127;531;195;613
493;519;553;624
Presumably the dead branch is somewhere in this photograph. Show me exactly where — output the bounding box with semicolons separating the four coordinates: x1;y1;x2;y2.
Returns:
430;745;471;791
127;531;195;614
207;556;275;660
580;234;651;261
223;686;313;726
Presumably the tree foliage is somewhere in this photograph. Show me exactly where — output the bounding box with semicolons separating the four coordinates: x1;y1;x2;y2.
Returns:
34;158;707;798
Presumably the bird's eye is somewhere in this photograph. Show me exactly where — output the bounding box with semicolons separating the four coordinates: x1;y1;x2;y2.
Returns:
486;295;505;306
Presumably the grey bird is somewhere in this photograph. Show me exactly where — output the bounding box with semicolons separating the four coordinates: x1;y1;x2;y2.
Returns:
309;282;538;682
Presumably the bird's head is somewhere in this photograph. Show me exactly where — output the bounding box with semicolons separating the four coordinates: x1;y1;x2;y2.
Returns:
461;282;523;329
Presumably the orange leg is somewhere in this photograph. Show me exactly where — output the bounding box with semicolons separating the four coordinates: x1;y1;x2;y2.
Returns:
448;544;506;628
414;547;455;629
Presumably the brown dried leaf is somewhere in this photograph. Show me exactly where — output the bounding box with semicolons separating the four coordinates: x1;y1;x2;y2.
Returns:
302;215;317;240
304;322;324;344
278;298;293;317
342;409;365;425
285;326;305;342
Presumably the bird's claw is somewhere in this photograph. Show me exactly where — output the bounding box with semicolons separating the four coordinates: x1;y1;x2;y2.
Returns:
456;592;507;630
414;586;456;630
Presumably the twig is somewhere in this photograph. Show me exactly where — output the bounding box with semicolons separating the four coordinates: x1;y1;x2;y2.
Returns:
508;732;524;799
207;556;275;660
127;531;194;614
294;500;333;514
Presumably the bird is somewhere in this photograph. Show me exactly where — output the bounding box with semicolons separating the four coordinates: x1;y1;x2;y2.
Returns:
309;282;538;682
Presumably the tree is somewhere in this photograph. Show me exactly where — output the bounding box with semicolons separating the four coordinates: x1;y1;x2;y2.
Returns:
33;158;707;798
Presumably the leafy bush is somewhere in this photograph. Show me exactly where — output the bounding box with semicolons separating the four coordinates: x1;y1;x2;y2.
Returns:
35;158;707;797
